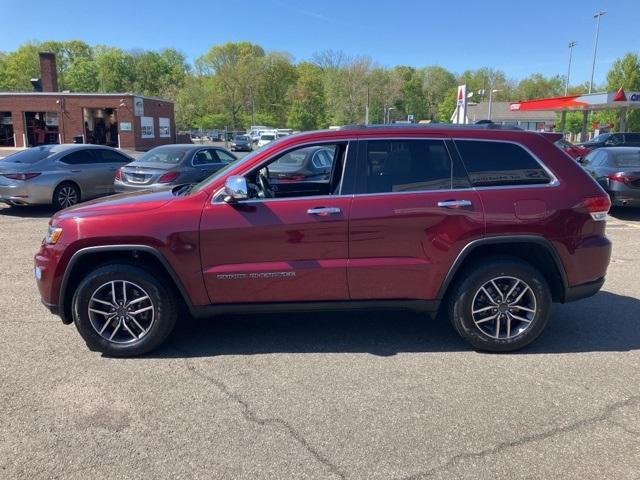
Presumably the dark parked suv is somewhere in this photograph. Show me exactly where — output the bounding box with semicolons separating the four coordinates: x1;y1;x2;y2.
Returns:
579;132;640;150
35;125;612;356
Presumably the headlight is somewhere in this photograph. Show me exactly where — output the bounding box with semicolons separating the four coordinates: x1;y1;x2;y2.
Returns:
45;225;63;244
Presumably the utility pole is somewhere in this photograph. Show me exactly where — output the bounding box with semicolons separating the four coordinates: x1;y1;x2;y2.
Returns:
365;85;370;125
581;11;606;141
561;41;577;133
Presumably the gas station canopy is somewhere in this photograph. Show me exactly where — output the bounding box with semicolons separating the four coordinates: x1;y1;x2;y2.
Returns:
510;88;640;112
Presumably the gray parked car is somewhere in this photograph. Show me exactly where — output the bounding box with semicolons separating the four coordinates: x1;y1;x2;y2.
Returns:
114;144;238;192
581;146;640;207
0;144;133;209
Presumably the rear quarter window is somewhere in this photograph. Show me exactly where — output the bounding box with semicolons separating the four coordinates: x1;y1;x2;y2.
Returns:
455;140;551;187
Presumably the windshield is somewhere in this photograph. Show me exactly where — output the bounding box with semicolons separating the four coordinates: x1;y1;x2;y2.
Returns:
613;152;640;167
2;146;58;163
136;147;189;164
591;133;611;143
234;136;249;141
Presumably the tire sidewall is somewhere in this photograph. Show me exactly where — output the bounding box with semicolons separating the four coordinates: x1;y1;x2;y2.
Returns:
53;182;80;210
450;260;551;352
72;264;176;356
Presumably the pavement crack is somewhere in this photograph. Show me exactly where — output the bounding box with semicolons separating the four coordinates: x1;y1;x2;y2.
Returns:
180;355;346;480
398;394;640;480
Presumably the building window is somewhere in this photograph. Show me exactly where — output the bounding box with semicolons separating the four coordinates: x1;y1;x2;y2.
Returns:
159;117;171;138
141;116;154;138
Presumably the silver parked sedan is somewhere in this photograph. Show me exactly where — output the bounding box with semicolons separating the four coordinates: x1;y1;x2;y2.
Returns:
0;144;133;209
114;144;237;193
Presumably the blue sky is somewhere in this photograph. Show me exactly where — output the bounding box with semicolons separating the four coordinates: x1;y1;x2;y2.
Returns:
1;0;638;86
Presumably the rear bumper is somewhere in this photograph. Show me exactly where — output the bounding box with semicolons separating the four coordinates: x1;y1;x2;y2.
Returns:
562;277;605;303
609;189;640;207
114;181;156;193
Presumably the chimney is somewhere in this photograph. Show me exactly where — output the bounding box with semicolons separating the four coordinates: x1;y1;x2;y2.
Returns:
39;52;58;92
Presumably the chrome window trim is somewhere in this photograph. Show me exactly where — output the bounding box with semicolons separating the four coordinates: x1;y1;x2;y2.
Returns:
451;137;560;189
211;134;561;203
211;139;353;204
191;148;221;168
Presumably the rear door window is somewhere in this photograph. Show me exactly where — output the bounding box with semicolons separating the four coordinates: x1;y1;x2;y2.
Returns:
356;139;452;194
193;150;216;166
455;140;551;187
96;149;130;164
59;149;96;165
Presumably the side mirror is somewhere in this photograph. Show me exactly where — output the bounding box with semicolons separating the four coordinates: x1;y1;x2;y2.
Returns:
224;175;248;202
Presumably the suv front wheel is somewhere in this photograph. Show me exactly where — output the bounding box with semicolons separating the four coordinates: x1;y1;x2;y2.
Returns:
448;257;551;352
72;263;177;356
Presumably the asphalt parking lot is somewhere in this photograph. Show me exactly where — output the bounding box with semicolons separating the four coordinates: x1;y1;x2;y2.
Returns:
0;201;639;479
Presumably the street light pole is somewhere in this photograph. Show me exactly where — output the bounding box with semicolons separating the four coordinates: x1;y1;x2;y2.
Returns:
386;107;395;124
581;11;607;142
565;41;577;95
561;41;577;134
589;11;606;94
487;89;502;121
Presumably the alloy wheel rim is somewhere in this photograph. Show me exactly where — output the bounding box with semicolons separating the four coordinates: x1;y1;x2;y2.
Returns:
471;276;537;340
58;187;78;208
88;280;155;344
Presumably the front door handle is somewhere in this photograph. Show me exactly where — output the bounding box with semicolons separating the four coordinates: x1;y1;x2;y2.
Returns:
307;207;341;216
437;199;473;209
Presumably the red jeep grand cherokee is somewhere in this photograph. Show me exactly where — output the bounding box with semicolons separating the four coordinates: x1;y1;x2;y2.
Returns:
35;125;612;356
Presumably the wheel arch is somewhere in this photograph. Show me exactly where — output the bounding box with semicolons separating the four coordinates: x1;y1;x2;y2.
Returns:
438;236;568;303
53;179;82;204
58;245;193;324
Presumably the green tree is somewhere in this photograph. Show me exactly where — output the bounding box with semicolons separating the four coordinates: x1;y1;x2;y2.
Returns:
437;87;458;122
196;41;266;129
392;66;428;121
286;62;326;130
421;65;457;119
606;52;640;131
514;73;564;100
257;52;297;126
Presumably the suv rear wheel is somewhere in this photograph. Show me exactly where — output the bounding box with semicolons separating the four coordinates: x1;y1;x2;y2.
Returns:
448;257;551;352
72;263;177;356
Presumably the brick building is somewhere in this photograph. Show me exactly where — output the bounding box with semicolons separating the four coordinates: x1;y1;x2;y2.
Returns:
0;53;176;150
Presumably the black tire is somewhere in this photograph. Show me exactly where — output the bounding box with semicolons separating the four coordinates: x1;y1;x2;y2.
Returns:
72;263;177;356
448;256;551;352
53;182;80;210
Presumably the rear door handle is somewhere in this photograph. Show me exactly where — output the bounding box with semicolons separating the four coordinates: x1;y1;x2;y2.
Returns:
70;169;81;173
307;207;341;216
437;199;473;209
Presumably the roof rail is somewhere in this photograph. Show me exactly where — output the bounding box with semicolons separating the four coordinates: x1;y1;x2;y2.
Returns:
336;123;523;131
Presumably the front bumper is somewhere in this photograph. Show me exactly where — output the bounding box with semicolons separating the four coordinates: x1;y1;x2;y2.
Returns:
35;241;72;323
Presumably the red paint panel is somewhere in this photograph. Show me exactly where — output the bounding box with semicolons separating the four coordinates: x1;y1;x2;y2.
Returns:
348;191;484;300
200;197;352;303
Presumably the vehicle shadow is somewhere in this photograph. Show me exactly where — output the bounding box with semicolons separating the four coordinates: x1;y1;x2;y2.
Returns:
609;206;640;221
147;290;640;358
0;205;54;219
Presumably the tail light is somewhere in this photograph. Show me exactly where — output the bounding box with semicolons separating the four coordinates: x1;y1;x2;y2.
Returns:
582;195;611;221
608;172;638;186
158;171;180;183
2;172;41;181
114;168;122;181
